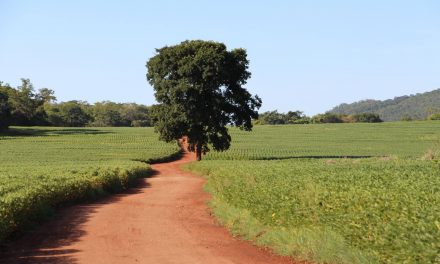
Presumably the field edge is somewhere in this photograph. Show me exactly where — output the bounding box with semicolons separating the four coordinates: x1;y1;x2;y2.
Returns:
184;165;378;264
0;149;182;245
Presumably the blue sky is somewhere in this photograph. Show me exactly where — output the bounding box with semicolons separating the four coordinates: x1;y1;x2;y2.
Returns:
1;0;439;115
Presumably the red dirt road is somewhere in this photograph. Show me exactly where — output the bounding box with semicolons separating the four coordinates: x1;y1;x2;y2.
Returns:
0;151;296;264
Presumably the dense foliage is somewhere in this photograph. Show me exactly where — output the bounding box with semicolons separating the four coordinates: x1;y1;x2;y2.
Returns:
0;127;180;242
186;122;440;263
255;111;382;125
350;113;382;123
310;113;344;123
311;113;382;123
45;101;152;127
147;40;261;160
0;79;53;126
330;88;440;121
0;79;152;127
0;87;10;131
428;113;440;120
255;110;310;124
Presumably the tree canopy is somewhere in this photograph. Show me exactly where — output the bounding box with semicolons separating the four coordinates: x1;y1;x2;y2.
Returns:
146;40;261;160
1;79;54;126
255;110;310;125
0;79;153;128
0;84;10;131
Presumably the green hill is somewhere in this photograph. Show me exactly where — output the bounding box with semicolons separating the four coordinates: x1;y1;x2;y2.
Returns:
329;89;440;121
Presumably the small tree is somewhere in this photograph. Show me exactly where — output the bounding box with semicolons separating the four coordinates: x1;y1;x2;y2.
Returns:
147;40;261;160
256;111;285;125
285;111;309;124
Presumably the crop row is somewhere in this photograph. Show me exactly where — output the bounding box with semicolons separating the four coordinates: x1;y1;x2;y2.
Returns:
0;127;180;242
187;122;440;263
204;122;440;160
187;158;440;263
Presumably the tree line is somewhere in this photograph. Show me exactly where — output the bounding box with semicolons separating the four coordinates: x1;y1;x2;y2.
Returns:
0;78;391;132
255;110;383;125
0;79;152;130
0;78;385;132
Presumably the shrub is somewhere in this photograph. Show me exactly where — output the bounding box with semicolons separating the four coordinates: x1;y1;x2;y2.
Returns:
351;113;383;123
427;113;440;120
311;113;343;123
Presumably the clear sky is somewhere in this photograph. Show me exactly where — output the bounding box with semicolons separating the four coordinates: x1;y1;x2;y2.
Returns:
1;0;439;115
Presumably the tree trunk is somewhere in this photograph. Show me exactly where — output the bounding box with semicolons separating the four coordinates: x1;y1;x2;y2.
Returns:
179;136;188;151
195;143;202;161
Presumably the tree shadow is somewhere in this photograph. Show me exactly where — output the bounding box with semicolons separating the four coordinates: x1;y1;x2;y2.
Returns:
133;150;184;164
0;173;157;264
255;155;373;160
0;127;113;137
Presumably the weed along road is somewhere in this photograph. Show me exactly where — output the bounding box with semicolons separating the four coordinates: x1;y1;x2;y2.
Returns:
0;150;295;264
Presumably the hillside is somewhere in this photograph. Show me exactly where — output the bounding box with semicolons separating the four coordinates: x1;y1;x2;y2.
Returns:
329;89;440;121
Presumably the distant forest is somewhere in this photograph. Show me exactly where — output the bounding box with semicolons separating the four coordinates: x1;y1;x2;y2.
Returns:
329;89;440;121
0;79;152;130
1;79;439;130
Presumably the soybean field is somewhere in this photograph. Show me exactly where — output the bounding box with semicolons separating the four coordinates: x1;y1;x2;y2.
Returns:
0;127;180;242
204;121;440;160
186;121;440;264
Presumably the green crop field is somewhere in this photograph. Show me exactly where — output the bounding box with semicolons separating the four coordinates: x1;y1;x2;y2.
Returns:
204;121;440;160
2;123;440;263
0;127;180;242
186;121;440;264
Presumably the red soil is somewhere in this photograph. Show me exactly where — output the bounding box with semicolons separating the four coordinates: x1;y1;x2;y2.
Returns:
0;150;298;264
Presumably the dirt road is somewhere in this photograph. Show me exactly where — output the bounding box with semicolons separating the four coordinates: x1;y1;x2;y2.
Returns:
0;151;295;264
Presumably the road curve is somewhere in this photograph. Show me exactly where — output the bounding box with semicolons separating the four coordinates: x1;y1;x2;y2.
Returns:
0;151;297;264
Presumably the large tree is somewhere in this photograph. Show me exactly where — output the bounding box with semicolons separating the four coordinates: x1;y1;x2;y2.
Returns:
146;40;261;160
5;79;55;125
